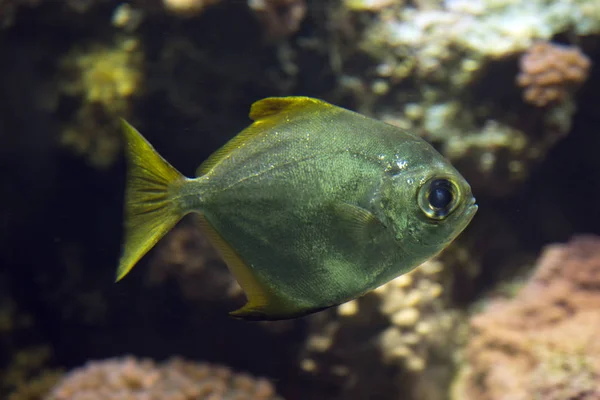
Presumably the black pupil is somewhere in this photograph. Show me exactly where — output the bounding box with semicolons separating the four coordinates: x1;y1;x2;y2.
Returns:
428;180;453;209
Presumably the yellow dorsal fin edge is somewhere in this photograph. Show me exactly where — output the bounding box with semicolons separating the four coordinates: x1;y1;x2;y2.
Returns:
248;96;327;121
196;97;331;176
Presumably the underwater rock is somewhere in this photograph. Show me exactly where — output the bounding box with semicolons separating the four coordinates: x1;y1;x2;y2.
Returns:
300;255;470;400
452;235;600;400
330;0;600;196
46;356;283;400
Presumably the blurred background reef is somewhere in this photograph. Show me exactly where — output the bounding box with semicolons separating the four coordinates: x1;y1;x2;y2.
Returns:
1;0;599;399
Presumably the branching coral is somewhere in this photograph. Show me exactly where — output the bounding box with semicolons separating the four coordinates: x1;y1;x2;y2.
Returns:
58;34;143;169
517;41;591;107
46;356;284;400
453;235;600;400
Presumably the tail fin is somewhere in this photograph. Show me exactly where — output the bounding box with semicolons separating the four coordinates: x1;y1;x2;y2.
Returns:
116;119;188;282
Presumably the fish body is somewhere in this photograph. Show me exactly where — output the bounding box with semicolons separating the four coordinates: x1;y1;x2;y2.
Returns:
117;97;477;320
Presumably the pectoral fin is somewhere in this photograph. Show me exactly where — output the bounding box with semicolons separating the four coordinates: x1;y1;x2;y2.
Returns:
332;203;387;244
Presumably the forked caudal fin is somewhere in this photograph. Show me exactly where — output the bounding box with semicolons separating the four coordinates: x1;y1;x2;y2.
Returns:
116;119;188;282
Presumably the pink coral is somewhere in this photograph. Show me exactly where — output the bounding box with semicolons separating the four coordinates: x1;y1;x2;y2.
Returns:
46;356;283;400
455;235;600;400
516;41;591;107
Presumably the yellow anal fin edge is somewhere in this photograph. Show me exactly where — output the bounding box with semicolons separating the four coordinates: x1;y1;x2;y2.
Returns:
196;215;283;320
196;97;332;177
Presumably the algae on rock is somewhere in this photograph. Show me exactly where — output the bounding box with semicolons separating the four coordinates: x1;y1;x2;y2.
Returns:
331;0;598;195
58;34;143;169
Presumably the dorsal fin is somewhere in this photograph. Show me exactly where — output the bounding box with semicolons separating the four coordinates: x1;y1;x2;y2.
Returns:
196;97;331;176
248;96;328;121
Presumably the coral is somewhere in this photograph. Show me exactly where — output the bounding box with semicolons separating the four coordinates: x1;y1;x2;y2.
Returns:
162;0;221;16
375;260;465;374
517;41;592;107
45;356;283;400
300;255;469;400
249;0;307;39
58;34;143;169
332;0;600;195
453;235;600;400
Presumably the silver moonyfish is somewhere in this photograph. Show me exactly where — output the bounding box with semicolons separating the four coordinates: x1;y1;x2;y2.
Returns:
116;96;477;320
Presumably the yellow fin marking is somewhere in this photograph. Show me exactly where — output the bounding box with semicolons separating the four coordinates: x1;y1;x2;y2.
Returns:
248;96;328;121
196;215;274;317
196;96;331;177
116;119;187;282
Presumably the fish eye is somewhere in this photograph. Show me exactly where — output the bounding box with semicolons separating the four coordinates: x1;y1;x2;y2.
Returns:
418;178;459;220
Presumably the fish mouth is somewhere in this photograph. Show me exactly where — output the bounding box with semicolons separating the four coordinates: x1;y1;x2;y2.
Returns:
466;197;478;217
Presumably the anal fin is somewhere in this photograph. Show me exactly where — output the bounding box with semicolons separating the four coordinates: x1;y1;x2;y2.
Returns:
196;215;281;319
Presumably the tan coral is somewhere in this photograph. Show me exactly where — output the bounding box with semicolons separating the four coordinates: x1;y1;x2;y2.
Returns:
46;356;283;400
453;235;600;400
517;41;591;107
375;260;466;374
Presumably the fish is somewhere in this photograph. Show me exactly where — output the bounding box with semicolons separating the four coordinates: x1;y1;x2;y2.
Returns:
116;96;477;321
